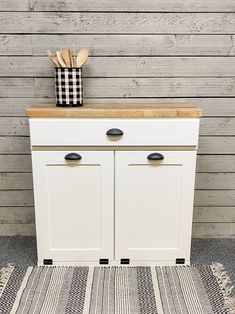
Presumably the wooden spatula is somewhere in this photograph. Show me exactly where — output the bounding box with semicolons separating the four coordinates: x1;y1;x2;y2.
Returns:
70;47;74;67
56;51;67;67
76;49;89;67
47;50;60;67
61;48;72;67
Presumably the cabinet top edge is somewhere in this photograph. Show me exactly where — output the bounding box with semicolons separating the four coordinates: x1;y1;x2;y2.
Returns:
26;104;203;118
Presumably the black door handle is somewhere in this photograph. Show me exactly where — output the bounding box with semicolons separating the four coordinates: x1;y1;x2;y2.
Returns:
64;153;82;160
106;128;124;136
147;153;164;160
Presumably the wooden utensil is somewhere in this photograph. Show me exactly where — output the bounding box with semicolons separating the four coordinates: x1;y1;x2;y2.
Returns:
72;44;76;67
47;50;60;67
61;48;72;67
56;51;67;67
76;49;89;67
70;47;74;67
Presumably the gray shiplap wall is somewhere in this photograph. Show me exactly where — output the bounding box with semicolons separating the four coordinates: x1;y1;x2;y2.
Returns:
0;0;235;237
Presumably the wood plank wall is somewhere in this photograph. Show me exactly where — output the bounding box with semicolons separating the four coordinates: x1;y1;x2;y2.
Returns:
0;0;235;237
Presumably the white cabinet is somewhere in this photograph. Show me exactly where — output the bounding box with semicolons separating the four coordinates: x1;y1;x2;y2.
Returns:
115;151;196;263
32;151;114;264
27;109;201;266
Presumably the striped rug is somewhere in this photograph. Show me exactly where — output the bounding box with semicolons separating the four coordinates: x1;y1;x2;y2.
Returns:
0;264;234;313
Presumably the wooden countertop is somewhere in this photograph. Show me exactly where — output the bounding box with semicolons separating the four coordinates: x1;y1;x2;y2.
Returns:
26;104;202;118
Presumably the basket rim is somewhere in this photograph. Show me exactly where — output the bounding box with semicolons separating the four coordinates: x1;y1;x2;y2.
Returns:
54;67;82;70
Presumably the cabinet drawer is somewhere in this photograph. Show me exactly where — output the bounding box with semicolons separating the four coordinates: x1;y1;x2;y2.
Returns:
32;150;114;262
115;150;197;261
29;118;199;147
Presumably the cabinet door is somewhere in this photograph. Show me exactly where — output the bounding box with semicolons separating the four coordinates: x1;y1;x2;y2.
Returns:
32;151;114;263
115;151;197;262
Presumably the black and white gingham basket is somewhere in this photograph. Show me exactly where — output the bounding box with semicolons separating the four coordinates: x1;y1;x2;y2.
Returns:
55;68;83;106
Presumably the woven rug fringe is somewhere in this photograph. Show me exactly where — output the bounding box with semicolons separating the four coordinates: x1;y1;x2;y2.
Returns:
211;262;235;313
0;264;14;298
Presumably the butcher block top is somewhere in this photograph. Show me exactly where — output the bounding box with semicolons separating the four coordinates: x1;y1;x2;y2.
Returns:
26;104;202;118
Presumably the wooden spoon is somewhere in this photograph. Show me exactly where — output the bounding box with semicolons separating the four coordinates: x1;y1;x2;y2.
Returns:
76;49;89;67
70;47;74;67
61;48;72;67
56;51;67;67
47;50;60;67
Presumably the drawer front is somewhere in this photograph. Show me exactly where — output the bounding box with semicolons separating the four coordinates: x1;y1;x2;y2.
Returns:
29;118;200;147
115;150;196;261
32;150;114;262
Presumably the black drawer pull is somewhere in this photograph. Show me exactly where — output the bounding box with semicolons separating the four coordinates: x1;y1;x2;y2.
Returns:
64;153;82;160
147;153;164;160
106;128;124;136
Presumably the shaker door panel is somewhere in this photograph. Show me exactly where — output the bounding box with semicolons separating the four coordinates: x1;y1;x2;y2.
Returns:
115;151;197;262
32;151;114;263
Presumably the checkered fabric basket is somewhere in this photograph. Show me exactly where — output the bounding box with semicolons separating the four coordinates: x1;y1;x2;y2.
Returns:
55;67;83;106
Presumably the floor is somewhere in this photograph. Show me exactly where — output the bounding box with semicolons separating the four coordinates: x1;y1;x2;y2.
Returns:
0;237;234;290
